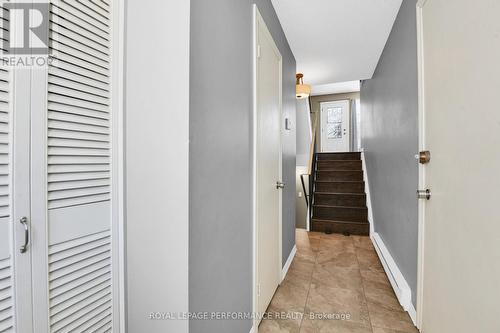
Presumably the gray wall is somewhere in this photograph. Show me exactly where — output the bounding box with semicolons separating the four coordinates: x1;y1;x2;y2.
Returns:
360;0;418;307
124;0;190;331
296;98;311;166
189;1;296;332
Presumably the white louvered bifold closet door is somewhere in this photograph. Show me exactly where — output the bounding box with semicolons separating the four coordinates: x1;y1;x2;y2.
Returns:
0;2;14;332
46;1;114;332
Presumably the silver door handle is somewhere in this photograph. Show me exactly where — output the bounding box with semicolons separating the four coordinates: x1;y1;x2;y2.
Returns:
19;217;29;253
417;189;431;200
276;181;285;189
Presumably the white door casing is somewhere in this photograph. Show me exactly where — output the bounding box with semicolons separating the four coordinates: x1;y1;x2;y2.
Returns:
417;0;500;332
253;5;283;329
320;100;350;152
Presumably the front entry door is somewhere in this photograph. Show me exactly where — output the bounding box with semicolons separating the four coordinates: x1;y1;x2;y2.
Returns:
419;0;500;331
255;6;282;325
320;100;350;152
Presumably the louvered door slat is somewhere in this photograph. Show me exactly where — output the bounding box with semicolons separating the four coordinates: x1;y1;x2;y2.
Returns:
50;3;109;42
0;2;14;331
48;67;109;93
52;0;109;29
48;75;109;99
49;94;109;113
47;0;113;330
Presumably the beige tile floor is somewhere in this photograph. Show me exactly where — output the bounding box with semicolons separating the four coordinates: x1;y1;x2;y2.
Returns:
259;229;418;333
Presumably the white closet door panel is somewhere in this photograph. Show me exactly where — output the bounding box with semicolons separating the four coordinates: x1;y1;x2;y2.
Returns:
48;202;110;244
44;1;114;330
0;220;10;257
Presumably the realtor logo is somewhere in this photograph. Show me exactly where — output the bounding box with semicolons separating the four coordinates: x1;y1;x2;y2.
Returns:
3;2;49;55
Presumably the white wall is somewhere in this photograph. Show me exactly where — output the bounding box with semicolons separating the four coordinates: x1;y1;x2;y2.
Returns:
124;1;189;332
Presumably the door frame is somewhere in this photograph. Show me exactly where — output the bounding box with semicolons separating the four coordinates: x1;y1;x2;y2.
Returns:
252;4;283;330
416;0;427;329
111;1;126;332
319;100;351;152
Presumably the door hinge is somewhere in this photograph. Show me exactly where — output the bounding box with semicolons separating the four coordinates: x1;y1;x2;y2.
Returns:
257;45;261;58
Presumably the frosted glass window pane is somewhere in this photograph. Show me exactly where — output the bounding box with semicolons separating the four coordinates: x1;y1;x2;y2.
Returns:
327;107;342;123
327;123;342;139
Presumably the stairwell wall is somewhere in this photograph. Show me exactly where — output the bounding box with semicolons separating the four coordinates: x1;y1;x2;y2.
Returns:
360;0;419;307
189;1;296;333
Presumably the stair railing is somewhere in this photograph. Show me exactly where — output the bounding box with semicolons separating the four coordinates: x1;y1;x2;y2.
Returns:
300;113;319;216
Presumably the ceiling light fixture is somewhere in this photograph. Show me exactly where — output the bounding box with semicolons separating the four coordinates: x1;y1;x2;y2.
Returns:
296;73;311;99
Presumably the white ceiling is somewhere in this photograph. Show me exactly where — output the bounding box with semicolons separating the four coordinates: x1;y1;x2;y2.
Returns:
311;81;360;96
271;0;403;85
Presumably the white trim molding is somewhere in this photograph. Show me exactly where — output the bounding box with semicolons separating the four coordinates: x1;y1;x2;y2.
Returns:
415;0;427;330
281;245;297;281
360;150;375;235
370;233;417;325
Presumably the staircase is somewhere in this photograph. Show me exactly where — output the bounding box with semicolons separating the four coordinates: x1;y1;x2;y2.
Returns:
311;152;369;235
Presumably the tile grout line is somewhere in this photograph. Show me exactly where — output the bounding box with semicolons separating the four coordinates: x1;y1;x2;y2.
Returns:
353;237;375;333
297;235;320;332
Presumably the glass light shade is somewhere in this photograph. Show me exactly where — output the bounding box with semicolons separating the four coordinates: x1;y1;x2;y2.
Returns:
296;84;311;99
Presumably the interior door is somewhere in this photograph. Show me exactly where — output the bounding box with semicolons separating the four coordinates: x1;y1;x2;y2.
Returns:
0;3;34;332
30;1;117;331
255;8;282;322
419;0;500;331
320;100;350;152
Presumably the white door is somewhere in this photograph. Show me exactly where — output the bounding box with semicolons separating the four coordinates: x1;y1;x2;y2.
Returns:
418;0;500;332
320;100;350;152
32;1;118;331
254;7;282;323
0;3;34;332
0;0;120;331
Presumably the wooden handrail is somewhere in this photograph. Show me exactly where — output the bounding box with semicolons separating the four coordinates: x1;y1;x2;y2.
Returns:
307;114;319;175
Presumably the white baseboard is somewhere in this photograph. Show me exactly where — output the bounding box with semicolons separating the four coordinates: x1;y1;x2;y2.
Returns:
408;302;417;326
371;232;416;326
360;150;375;235
306;208;310;232
281;245;297;281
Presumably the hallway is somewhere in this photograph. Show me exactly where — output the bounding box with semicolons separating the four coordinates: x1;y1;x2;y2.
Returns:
260;230;417;333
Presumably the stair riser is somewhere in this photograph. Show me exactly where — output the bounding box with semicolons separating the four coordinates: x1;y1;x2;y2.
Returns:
316;160;362;171
316;171;363;181
313;206;368;222
314;194;366;207
312;220;369;236
317;152;361;161
315;182;365;193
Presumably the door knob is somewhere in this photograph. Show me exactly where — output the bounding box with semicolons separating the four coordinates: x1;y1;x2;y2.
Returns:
416;151;431;164
417;189;431;200
276;181;285;189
